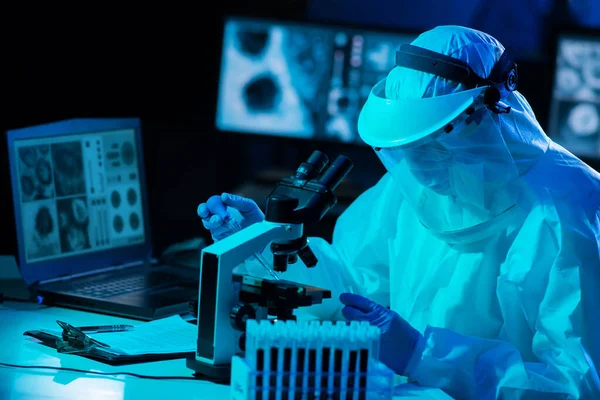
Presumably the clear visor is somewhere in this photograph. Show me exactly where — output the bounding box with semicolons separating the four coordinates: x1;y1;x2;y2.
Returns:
358;79;489;149
374;108;522;233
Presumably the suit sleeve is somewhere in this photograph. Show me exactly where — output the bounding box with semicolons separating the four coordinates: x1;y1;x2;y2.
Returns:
403;209;600;399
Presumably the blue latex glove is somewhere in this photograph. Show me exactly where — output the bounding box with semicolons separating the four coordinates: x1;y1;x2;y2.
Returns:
340;293;423;376
197;193;265;241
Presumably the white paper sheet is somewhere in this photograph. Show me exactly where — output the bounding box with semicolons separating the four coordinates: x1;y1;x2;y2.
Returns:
86;315;197;355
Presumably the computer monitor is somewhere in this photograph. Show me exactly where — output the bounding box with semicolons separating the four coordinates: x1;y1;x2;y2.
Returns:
216;16;417;145
548;32;600;158
6;119;150;270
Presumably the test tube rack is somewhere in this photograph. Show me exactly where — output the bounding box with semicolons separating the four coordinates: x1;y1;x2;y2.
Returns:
231;320;394;400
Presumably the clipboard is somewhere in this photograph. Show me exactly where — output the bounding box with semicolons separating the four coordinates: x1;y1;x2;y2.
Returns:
24;330;193;365
23;316;196;366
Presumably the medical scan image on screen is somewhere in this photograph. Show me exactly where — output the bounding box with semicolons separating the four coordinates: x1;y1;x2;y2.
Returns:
549;35;600;158
216;17;415;144
14;129;145;263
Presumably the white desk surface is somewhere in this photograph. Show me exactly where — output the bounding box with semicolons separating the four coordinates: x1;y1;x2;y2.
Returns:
0;303;229;400
0;302;453;399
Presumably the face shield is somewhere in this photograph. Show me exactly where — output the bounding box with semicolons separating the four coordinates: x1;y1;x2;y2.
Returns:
358;36;524;233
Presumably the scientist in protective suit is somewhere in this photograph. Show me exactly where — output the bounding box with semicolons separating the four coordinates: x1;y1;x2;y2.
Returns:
198;26;600;399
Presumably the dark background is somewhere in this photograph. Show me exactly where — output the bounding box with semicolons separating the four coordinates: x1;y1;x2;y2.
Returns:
2;1;599;259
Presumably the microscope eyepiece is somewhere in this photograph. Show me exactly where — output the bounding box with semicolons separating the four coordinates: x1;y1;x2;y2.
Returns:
295;150;329;180
317;155;353;191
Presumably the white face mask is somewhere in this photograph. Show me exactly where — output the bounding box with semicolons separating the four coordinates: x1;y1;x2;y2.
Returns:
376;110;522;233
448;162;486;210
403;141;454;196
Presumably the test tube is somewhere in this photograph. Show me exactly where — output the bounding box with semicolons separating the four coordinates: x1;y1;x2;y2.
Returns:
225;218;280;281
358;324;369;400
298;323;309;399
333;323;345;395
308;321;320;397
314;326;324;399
275;322;285;400
349;347;359;399
321;329;332;397
287;321;298;400
330;322;340;397
254;321;264;399
263;325;274;400
340;322;353;399
256;347;265;399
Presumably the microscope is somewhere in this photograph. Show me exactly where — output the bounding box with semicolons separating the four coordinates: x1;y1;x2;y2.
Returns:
186;151;353;380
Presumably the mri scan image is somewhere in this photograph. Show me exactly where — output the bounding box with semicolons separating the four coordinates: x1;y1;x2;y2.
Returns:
21;200;61;261
556;38;600;102
217;20;333;138
216;18;416;145
551;37;600;156
554;100;600;157
51;141;86;197
17;145;54;202
56;196;91;254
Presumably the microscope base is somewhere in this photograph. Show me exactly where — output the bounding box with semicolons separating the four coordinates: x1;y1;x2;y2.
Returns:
186;356;231;382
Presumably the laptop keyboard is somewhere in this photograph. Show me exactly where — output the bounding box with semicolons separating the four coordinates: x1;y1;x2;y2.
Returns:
69;271;181;299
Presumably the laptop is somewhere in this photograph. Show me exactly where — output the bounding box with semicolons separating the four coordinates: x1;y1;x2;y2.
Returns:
6;118;198;320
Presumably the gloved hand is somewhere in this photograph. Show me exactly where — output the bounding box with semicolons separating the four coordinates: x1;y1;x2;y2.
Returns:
340;293;423;376
197;193;265;241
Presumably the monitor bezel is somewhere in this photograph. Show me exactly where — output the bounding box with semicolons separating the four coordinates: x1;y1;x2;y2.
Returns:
546;26;600;159
214;13;421;147
6;118;153;285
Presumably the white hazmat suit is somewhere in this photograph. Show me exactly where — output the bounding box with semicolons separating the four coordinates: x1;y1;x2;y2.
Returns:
235;26;600;399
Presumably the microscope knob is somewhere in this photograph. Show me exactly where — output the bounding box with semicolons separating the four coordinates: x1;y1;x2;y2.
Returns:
230;304;256;331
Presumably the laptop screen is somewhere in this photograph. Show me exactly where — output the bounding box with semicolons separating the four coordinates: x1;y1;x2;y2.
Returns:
8;122;148;270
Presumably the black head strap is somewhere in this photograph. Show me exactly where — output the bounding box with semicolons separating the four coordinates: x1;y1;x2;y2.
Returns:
395;44;518;112
395;44;483;89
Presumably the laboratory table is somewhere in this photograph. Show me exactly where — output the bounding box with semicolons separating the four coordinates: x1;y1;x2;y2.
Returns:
0;302;453;399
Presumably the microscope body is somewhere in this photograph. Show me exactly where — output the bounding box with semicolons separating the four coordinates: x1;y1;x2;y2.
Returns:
195;221;303;366
189;151;353;379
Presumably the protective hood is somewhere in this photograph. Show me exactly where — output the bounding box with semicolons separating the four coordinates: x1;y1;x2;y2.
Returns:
359;26;550;234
